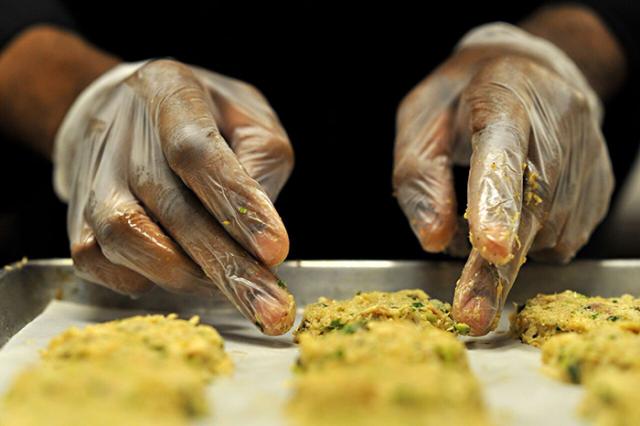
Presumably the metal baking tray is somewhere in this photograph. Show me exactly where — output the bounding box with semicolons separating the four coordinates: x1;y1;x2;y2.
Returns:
2;258;640;347
1;258;639;426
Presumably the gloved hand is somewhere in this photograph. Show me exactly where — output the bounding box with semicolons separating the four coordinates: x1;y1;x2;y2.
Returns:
54;59;295;335
393;23;614;335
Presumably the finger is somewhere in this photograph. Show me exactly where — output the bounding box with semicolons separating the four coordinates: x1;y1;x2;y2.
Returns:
533;140;614;262
129;148;296;336
393;55;478;253
394;102;457;253
65;136;154;297
201;73;294;201
84;192;216;297
558;150;614;259
525;92;612;260
71;224;154;296
139;61;288;267
453;206;541;335
461;59;531;265
526;97;588;252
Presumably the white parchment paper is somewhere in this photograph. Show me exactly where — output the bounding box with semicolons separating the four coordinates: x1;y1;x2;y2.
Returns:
0;301;587;426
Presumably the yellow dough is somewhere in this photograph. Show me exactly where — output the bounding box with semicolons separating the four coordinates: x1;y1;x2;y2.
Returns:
511;290;640;347
289;362;489;426
0;358;206;426
542;326;640;383
294;289;467;341
42;313;233;379
514;291;640;424
0;314;232;426
290;320;490;426
296;320;468;372
581;369;640;426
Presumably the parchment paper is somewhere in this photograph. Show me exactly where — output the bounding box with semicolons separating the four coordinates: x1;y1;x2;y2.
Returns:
0;301;586;426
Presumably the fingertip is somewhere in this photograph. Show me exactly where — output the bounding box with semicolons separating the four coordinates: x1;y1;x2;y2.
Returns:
397;179;457;254
452;295;499;336
413;216;456;253
452;250;503;336
253;223;290;267
254;290;296;336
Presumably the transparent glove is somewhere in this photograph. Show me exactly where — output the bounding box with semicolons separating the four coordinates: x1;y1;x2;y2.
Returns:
54;59;295;335
393;23;614;335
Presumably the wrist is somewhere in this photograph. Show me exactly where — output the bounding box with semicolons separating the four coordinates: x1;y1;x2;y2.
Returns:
520;4;627;100
0;25;120;158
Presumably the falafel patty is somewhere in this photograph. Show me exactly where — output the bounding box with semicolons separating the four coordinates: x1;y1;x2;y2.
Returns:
290;320;490;426
296;320;469;372
294;289;467;341
42;314;233;379
511;291;640;347
1;314;232;425
542;326;640;383
581;369;640;426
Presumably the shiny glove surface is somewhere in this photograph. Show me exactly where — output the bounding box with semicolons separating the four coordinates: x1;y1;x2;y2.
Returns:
393;24;613;335
54;59;295;335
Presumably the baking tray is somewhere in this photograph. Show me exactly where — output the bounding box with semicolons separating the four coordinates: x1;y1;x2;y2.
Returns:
1;258;639;426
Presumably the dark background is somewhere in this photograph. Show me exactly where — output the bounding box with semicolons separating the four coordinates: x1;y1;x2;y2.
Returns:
1;1;639;265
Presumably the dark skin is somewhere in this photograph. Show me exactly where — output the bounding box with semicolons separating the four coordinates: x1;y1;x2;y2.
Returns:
0;26;119;158
520;5;627;100
0;4;629;334
0;5;626;160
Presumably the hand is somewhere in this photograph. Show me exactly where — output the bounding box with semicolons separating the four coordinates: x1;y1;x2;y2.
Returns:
54;59;295;335
393;24;614;335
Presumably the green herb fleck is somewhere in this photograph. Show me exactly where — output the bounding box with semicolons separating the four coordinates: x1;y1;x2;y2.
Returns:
435;346;458;363
238;207;248;214
276;279;287;289
454;323;471;335
392;385;420;405
329;319;344;328
340;321;367;335
412;302;425;309
567;363;582;384
591;313;599;319
341;324;357;334
608;315;620;322
325;319;345;332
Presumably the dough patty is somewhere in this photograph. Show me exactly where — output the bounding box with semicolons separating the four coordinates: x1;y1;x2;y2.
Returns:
294;289;468;341
511;290;640;347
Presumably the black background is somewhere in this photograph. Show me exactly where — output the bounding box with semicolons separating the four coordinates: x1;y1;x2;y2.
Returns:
1;1;638;265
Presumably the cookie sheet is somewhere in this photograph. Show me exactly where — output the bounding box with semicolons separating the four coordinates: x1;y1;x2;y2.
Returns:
0;300;585;426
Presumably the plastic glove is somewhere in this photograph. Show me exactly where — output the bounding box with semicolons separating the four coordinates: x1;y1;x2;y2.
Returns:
393;23;614;335
54;59;295;335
